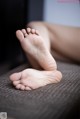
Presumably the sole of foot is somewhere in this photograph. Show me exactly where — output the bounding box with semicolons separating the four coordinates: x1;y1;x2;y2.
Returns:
16;28;57;71
10;68;62;90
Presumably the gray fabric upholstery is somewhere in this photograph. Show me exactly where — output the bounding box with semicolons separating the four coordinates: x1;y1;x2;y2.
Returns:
0;62;80;119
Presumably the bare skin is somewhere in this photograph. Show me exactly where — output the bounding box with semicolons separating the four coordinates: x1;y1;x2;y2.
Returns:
10;21;80;90
10;69;61;90
10;28;62;90
16;28;57;70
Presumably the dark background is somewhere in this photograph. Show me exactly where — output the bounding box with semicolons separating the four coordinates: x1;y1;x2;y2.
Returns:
0;0;44;75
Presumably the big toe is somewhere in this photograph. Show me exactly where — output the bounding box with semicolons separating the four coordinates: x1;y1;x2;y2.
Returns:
16;30;24;42
10;72;21;81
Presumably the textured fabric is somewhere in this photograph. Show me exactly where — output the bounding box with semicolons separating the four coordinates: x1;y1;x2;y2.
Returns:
0;62;80;119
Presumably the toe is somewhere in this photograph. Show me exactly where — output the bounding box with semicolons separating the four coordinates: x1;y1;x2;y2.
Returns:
25;86;31;90
21;29;28;37
16;84;22;89
13;80;20;86
21;29;26;35
26;28;31;34
35;30;39;35
16;30;24;42
20;85;25;90
31;29;36;34
21;29;27;36
10;72;21;81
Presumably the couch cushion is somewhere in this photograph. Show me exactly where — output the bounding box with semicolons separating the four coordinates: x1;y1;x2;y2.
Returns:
0;62;80;119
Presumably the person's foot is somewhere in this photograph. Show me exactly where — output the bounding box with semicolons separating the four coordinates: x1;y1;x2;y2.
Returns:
16;28;57;70
10;68;62;90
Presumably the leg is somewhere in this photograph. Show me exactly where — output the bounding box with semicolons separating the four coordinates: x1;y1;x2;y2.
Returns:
44;23;80;62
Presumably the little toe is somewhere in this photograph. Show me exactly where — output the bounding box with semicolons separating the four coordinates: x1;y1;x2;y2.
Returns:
16;30;24;42
26;28;31;34
10;72;21;81
13;80;20;86
31;29;36;34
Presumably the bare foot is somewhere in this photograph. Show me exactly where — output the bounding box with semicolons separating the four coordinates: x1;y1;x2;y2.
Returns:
16;28;57;70
9;28;62;91
10;68;62;90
